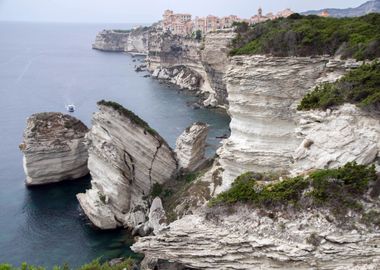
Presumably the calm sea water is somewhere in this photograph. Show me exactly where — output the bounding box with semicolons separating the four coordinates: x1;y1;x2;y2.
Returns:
0;22;230;267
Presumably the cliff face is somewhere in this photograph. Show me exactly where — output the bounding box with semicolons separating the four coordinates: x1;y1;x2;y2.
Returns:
77;103;177;229
92;30;130;52
147;30;236;107
217;56;361;188
92;28;149;53
20;112;89;186
133;205;380;270
293;104;380;175
133;55;380;269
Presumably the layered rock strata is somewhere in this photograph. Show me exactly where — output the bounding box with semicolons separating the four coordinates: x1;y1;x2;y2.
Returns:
92;27;150;53
293;104;380;174
20;112;89;186
133;206;380;270
147;30;236;107
175;122;209;172
77;101;177;229
151;66;203;91
218;56;360;188
92;30;131;52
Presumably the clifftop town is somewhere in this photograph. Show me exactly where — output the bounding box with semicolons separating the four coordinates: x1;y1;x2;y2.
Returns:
161;8;294;36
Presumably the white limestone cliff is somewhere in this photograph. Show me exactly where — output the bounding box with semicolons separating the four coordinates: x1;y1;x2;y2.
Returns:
175;122;209;172
293;104;380;174
92;28;149;53
147;29;236;107
77;102;177;229
133;205;380;270
19;112;89;186
218;56;361;189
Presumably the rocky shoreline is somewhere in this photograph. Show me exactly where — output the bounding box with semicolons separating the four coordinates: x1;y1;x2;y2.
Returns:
18;18;380;270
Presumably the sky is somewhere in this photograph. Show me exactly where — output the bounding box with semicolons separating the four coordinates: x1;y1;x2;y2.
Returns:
0;0;369;23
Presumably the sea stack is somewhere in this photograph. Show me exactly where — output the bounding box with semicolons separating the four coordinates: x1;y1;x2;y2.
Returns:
77;101;177;230
19;112;89;186
175;122;209;172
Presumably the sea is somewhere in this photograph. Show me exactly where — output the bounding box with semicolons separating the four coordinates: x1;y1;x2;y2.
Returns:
0;22;230;268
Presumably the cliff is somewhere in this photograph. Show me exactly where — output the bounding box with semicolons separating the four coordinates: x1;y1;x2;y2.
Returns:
133;203;380;270
92;28;149;53
217;56;361;188
147;29;236;107
19;112;89;186
133;55;380;269
77;101;177;229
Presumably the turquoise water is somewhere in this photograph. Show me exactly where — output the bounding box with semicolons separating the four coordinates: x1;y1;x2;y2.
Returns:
0;22;230;267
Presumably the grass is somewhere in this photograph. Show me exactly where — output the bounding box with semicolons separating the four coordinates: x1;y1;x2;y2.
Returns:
209;162;378;222
0;258;135;270
230;13;380;61
97;100;159;137
297;62;380;111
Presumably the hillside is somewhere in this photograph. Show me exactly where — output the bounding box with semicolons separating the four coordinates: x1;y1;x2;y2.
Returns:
303;0;380;17
230;13;380;60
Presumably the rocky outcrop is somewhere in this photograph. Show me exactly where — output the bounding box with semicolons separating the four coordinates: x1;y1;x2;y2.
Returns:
133;205;380;270
92;28;149;53
175;122;209;172
201;31;236;106
147;29;236;107
77;101;177;229
19;112;89;186
293;104;380;175
92;30;131;52
151;65;203;91
133;197;167;237
218;56;361;189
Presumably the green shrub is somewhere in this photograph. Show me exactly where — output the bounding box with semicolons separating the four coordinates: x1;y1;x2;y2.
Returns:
151;183;163;198
209;162;378;220
209;172;309;207
230;13;380;61
298;62;380;110
97;100;159;137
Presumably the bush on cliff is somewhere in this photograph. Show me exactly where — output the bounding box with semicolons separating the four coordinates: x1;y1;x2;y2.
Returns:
97;100;159;137
297;61;380;111
209;162;378;220
230;13;380;60
0;258;135;270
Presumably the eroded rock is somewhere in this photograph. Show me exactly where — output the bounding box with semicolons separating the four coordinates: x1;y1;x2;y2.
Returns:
175;122;209;172
20;112;89;186
77;101;177;229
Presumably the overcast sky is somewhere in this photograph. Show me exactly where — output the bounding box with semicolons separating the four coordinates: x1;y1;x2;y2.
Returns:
0;0;368;23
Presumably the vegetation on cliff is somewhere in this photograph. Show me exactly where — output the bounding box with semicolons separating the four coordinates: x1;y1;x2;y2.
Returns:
0;258;135;270
230;13;380;60
97;100;159;137
209;162;379;222
297;62;380;111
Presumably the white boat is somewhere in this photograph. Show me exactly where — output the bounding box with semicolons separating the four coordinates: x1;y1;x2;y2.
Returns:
66;104;75;113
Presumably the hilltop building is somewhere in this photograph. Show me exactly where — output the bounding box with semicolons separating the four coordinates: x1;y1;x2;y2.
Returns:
319;10;330;17
161;8;294;36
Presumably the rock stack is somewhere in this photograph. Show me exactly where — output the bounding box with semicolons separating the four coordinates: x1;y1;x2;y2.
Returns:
20;112;89;186
77;101;177;229
175;122;209;172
